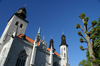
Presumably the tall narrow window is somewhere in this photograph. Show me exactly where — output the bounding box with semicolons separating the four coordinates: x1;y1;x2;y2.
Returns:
64;48;65;50
64;53;66;57
15;21;19;26
15;50;27;66
20;24;23;28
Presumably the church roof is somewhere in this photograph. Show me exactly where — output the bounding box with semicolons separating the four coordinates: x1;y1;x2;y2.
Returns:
17;34;40;46
17;34;60;56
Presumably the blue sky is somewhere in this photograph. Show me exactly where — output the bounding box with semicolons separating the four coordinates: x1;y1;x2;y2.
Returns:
0;0;100;66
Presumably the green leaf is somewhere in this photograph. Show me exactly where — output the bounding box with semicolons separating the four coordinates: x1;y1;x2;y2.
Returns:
78;31;82;36
84;17;89;22
91;20;97;26
80;38;83;43
76;23;80;29
79;13;85;19
84;21;87;25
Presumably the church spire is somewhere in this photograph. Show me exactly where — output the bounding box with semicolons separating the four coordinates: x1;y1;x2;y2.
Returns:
35;26;41;42
49;39;55;52
37;26;41;34
60;34;68;47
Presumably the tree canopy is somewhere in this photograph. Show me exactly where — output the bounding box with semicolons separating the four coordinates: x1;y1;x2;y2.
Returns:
76;13;100;66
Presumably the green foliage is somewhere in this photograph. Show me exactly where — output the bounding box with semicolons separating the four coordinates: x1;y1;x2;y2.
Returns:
96;16;100;27
91;60;97;64
91;35;96;41
92;53;95;56
83;21;87;26
88;56;93;61
91;20;97;26
76;23;80;29
84;17;89;22
79;13;85;19
96;27;100;32
78;31;82;36
80;46;84;51
80;38;83;43
78;59;91;66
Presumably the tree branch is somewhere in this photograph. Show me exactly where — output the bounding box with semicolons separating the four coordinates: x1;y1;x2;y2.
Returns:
80;26;85;33
87;26;92;31
81;35;87;41
94;45;100;52
90;27;96;34
80;46;88;51
90;31;98;38
94;41;100;47
81;48;88;51
83;41;87;43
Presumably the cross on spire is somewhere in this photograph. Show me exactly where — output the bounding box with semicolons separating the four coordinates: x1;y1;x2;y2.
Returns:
62;30;64;34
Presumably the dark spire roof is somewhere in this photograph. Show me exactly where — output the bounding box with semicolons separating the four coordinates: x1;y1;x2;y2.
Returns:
49;39;55;52
60;34;68;47
15;7;27;19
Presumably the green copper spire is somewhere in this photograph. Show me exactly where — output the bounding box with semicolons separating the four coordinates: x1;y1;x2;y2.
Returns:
36;26;41;42
38;26;41;34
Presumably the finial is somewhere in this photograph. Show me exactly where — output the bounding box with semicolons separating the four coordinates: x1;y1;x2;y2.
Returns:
62;30;64;34
51;35;53;39
24;4;26;7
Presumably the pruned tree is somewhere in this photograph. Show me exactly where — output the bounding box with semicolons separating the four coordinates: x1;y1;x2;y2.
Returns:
78;59;91;66
76;13;100;66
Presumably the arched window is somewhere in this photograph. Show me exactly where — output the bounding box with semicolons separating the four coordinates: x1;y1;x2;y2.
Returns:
20;24;23;28
15;50;27;66
15;21;19;26
53;62;58;66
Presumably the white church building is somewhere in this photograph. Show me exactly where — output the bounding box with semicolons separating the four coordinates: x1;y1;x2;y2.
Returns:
0;7;70;66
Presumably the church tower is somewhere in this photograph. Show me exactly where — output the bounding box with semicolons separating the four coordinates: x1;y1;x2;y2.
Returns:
60;34;70;66
0;7;28;45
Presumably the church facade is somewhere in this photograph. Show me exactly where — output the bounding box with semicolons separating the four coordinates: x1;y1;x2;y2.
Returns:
0;7;70;66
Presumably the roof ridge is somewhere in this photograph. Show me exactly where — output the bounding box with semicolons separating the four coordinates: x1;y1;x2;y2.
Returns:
17;33;60;56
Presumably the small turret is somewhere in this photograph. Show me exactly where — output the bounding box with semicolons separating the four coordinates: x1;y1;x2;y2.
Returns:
49;39;55;52
15;7;27;19
49;39;55;66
